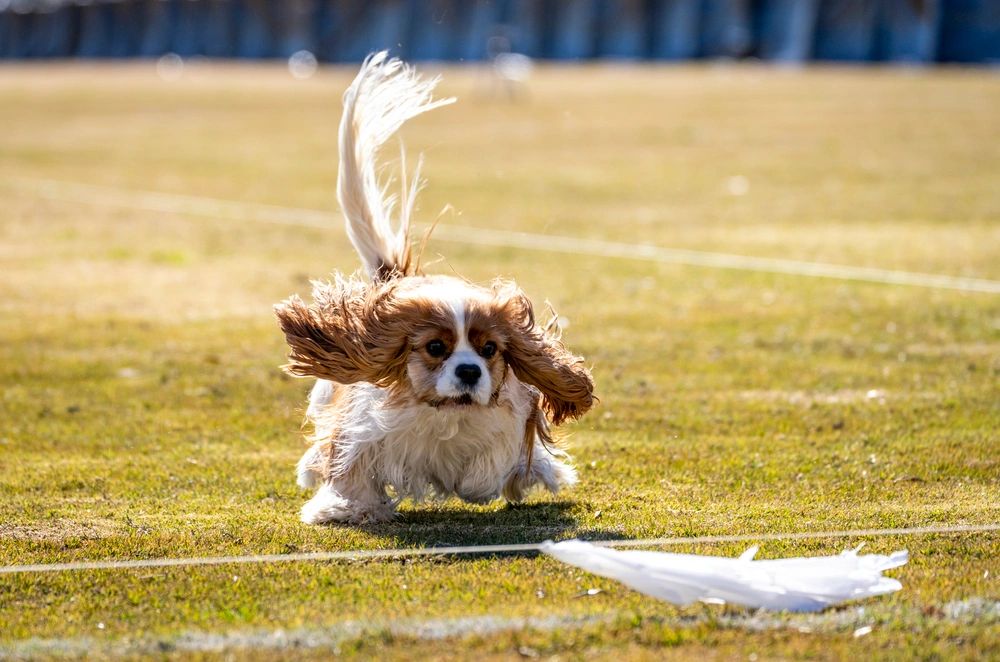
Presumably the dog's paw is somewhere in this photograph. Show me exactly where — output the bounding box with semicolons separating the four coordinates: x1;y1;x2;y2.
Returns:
300;487;349;524
296;468;322;490
300;485;395;525
296;445;325;489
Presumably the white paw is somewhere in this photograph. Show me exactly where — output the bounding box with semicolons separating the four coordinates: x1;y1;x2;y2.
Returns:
296;467;322;490
296;445;324;489
300;485;351;524
300;485;396;525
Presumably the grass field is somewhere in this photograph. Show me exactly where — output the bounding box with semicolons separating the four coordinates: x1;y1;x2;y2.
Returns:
1;62;998;659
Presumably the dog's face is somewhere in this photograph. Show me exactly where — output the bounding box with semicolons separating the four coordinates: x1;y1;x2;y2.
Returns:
402;282;510;408
275;275;594;424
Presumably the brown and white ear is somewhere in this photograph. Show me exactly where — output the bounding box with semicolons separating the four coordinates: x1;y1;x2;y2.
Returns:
497;286;595;425
274;278;409;386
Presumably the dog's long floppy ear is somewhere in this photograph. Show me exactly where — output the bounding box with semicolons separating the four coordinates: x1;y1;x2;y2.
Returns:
494;282;595;425
274;277;410;386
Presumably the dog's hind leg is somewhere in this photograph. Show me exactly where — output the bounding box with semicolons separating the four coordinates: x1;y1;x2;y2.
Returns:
502;405;577;502
502;442;577;503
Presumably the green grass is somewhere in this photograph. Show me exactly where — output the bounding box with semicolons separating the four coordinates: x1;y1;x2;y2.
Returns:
0;62;998;660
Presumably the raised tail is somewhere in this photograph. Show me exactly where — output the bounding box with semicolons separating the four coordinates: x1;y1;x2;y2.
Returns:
338;52;455;280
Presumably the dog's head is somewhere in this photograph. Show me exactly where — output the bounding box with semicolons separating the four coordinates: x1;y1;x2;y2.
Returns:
274;275;594;424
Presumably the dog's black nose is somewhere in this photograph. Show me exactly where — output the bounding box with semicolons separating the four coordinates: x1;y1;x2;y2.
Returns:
455;364;481;386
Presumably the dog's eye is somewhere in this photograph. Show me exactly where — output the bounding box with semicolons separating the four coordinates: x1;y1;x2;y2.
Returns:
426;339;447;358
480;341;497;359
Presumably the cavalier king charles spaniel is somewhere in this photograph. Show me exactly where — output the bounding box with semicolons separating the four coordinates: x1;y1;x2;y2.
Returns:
275;53;595;524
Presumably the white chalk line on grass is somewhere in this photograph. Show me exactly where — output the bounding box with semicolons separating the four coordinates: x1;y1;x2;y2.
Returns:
11;177;1000;294
2;523;997;576
4;600;999;659
1;614;612;659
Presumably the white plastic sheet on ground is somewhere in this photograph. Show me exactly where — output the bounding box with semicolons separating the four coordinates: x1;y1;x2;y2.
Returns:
541;540;908;612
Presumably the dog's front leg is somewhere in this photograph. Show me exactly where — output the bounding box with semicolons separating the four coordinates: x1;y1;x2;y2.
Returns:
296;442;326;489
300;470;396;525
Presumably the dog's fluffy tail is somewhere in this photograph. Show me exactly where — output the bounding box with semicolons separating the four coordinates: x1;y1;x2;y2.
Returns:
338;52;454;280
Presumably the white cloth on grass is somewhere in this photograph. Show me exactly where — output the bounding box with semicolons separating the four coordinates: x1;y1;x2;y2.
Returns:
541;539;908;612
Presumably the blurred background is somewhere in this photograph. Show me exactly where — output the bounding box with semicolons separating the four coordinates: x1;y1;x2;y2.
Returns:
1;0;998;65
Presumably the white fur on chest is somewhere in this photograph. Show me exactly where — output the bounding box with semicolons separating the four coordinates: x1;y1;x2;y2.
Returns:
334;379;533;503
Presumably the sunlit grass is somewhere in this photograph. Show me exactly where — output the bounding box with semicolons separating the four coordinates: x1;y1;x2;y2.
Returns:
0;62;997;658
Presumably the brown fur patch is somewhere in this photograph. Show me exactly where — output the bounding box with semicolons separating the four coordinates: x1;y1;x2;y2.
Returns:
275;278;409;386
523;393;539;471
490;281;595;425
404;304;459;403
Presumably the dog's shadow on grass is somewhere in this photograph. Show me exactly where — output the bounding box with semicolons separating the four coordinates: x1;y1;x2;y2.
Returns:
355;500;626;549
